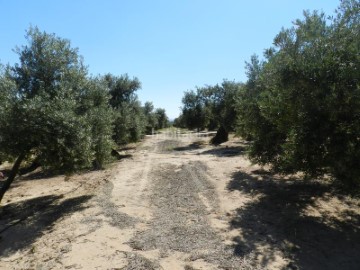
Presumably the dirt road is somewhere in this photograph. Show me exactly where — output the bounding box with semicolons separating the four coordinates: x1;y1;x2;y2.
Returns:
1;131;359;269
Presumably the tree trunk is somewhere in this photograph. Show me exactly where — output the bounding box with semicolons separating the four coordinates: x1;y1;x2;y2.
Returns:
0;153;26;204
210;125;229;145
19;156;41;175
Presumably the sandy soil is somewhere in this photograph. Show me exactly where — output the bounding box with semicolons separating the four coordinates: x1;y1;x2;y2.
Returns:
0;131;359;270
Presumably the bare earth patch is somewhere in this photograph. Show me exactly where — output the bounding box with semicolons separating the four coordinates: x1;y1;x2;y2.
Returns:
1;132;359;269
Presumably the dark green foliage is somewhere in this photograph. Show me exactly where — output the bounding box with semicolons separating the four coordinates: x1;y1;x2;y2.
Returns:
143;102;169;134
0;67;18;163
111;100;144;144
104;73;141;108
0;28;93;201
1;27;94;172
173;115;186;128
236;0;360;187
12;27;86;100
181;89;207;131
18;90;93;171
154;108;169;130
1;27;162;201
143;101;157;134
180;80;241;143
104;74;170;143
199;80;241;133
104;74;147;144
79;78;115;169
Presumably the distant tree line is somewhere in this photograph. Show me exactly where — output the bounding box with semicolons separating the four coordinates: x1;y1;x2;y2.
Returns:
0;27;168;202
175;0;359;188
175;80;241;144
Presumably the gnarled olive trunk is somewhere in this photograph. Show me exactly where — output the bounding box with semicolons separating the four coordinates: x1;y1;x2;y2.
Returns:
19;156;41;175
0;153;26;204
210;125;228;145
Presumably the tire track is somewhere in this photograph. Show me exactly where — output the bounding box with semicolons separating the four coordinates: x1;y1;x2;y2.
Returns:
135;138;160;198
129;161;260;269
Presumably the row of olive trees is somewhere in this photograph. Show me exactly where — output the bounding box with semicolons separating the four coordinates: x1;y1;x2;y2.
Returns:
144;102;169;134
237;0;359;188
178;0;359;188
0;27;168;202
175;80;241;144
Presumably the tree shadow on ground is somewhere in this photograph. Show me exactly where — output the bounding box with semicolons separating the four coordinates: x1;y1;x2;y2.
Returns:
173;142;203;152
2;163;74;182
201;146;246;157
228;171;360;270
17;170;65;182
0;194;92;256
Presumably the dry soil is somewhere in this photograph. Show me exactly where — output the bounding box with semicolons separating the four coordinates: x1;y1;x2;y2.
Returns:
0;131;359;269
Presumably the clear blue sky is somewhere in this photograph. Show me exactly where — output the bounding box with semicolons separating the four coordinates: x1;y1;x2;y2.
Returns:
1;0;340;119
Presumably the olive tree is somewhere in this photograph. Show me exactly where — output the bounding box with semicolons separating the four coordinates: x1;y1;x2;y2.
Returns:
0;27;113;202
236;0;360;187
154;108;169;130
104;74;146;144
181;89;207;131
180;80;241;143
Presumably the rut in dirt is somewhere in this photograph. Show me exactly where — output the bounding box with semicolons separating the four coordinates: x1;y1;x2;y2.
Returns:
129;159;259;269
